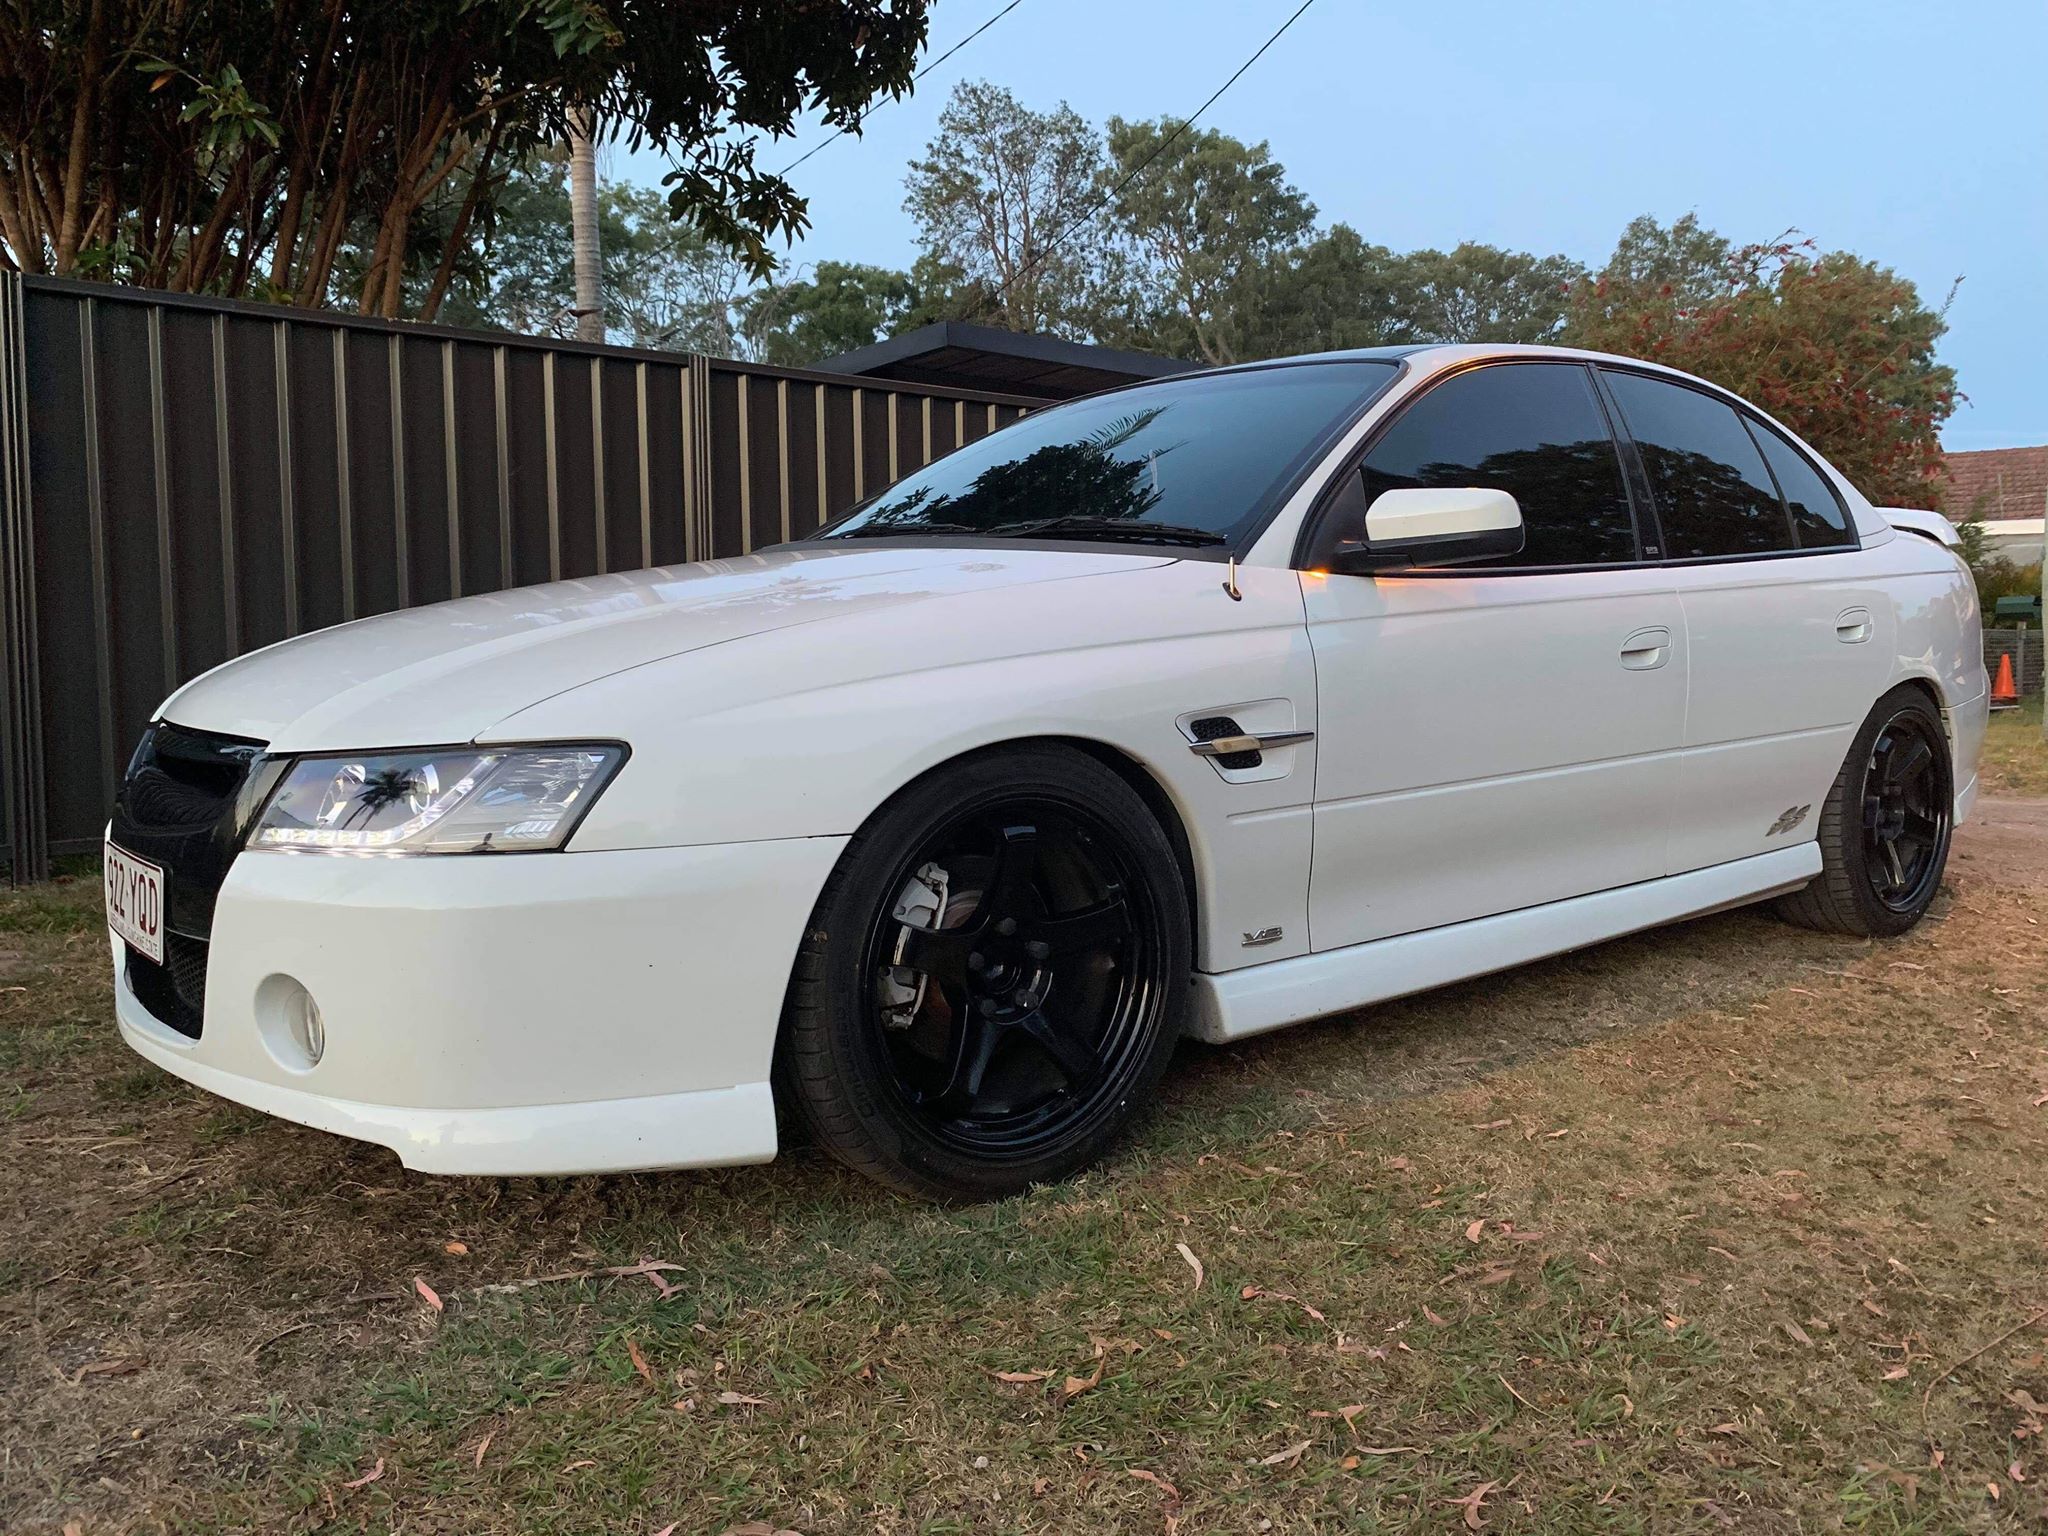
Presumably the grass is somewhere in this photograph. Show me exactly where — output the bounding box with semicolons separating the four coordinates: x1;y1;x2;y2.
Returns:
1981;695;2048;796
5;809;2048;1531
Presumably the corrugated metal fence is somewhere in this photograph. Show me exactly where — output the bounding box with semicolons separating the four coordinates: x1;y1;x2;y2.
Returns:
0;273;1037;881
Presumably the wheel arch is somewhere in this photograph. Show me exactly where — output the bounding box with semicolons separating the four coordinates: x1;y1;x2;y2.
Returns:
849;733;1205;951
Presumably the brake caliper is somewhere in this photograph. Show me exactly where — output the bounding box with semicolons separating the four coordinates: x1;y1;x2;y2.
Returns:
878;861;950;1029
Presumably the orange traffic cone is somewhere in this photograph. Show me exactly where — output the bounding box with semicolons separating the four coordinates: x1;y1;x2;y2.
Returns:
1991;651;2019;709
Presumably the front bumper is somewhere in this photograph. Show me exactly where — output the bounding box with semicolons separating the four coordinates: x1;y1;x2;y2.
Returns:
113;835;847;1175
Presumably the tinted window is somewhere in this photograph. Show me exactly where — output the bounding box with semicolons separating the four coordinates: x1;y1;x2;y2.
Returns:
1356;363;1636;567
1602;371;1793;559
816;362;1396;548
1746;417;1855;549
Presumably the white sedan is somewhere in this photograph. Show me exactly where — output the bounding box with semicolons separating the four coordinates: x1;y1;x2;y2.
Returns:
106;344;1986;1200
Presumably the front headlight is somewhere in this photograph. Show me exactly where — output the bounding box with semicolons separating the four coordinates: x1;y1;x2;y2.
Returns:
249;744;625;854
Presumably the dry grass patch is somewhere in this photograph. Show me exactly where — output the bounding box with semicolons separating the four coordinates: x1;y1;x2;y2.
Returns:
4;835;2048;1532
1982;698;2048;797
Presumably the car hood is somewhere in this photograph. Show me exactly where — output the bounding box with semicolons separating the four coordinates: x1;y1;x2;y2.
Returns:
162;545;1172;750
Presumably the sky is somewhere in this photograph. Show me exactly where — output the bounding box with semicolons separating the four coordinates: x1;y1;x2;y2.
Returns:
620;0;2045;451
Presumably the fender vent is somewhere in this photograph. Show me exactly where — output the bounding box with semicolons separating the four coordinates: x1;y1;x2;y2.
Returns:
1188;715;1262;770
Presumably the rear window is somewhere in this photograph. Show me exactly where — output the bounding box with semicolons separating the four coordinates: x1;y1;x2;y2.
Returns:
1603;370;1795;559
1745;417;1856;549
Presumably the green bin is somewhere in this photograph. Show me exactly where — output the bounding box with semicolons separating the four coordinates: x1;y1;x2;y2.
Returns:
1994;595;2043;626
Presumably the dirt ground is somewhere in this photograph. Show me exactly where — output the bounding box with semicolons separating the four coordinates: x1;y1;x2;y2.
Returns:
4;777;2048;1532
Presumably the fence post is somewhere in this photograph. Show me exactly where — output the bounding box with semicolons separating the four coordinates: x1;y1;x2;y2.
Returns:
0;272;48;884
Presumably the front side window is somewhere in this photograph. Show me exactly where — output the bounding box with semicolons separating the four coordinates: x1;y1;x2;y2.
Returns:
1746;417;1856;549
1602;370;1794;559
813;361;1398;550
1353;362;1637;567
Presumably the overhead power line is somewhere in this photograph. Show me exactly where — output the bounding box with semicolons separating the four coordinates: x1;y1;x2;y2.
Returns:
778;0;1029;178
963;0;1321;326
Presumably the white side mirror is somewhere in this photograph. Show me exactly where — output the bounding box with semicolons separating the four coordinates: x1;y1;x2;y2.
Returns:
1353;486;1524;569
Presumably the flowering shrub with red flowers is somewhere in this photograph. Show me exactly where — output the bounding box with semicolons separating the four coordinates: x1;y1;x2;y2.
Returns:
1566;222;1957;510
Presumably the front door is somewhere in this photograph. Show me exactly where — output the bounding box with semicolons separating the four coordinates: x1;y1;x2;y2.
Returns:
1301;361;1686;951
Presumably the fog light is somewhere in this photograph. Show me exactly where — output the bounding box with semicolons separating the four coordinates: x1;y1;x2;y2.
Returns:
256;974;325;1073
289;990;325;1065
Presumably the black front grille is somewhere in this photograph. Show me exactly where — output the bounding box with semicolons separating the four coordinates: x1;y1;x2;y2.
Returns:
110;721;272;1040
125;936;208;1040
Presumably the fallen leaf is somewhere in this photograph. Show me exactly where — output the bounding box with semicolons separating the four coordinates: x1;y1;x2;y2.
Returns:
992;1369;1052;1384
1255;1439;1312;1468
1545;1128;1570;1139
1358;1444;1423;1456
716;1391;769;1407
1708;1422;1742;1435
1780;1318;1814;1347
413;1277;443;1312
1883;1366;1910;1381
1444;1479;1499;1530
1465;1219;1486;1244
651;1525;677;1536
473;1431;493;1467
720;1524;805;1535
70;1356;146;1382
626;1335;654;1384
1151;1327;1175;1341
341;1458;385;1490
2013;1461;2030;1483
1476;1267;1514;1286
1174;1242;1205;1290
1387;1155;1411;1171
1240;1285;1327;1324
1127;1467;1181;1502
564;1458;596;1471
1422;1304;1450;1326
1472;1118;1512;1131
443;1240;469;1256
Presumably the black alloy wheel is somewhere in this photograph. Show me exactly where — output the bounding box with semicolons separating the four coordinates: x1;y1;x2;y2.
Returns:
1777;685;1954;937
1861;709;1950;915
779;746;1189;1201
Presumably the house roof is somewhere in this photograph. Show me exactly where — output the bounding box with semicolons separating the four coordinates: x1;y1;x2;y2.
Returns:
1943;445;2048;520
817;321;1197;401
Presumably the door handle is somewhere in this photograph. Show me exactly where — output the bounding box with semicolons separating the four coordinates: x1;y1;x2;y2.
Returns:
1835;607;1872;644
1619;626;1671;671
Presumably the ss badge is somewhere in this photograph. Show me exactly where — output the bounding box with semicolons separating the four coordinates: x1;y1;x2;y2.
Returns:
1241;925;1284;948
1767;803;1812;837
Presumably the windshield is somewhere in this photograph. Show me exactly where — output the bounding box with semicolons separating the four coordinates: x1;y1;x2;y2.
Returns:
813;361;1399;550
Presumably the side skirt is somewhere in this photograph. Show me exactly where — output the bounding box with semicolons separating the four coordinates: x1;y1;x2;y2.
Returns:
1185;844;1821;1044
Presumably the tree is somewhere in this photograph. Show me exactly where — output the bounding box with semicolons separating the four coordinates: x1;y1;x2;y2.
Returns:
1565;222;1958;505
903;80;1105;336
1255;225;1410;355
567;107;603;342
430;156;751;351
0;1;931;318
1382;243;1584;344
745;261;921;365
1097;117;1316;365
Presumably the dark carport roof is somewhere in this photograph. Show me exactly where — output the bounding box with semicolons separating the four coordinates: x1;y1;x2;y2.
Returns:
817;321;1199;401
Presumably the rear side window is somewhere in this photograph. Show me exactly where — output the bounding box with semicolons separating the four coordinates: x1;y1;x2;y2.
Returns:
1358;363;1636;567
1602;370;1794;559
1746;418;1856;549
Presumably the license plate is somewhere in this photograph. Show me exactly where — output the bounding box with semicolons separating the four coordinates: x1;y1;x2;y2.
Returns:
104;842;165;964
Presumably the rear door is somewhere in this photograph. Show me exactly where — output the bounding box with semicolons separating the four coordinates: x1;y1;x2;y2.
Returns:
1596;368;1894;873
1302;361;1686;951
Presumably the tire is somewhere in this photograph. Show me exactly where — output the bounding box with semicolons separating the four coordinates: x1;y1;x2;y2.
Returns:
777;744;1191;1202
1775;685;1954;937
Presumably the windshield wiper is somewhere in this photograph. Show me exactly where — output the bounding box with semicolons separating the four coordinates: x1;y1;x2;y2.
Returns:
983;515;1228;547
829;520;985;539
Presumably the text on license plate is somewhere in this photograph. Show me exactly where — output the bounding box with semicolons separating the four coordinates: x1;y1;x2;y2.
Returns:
104;842;165;964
